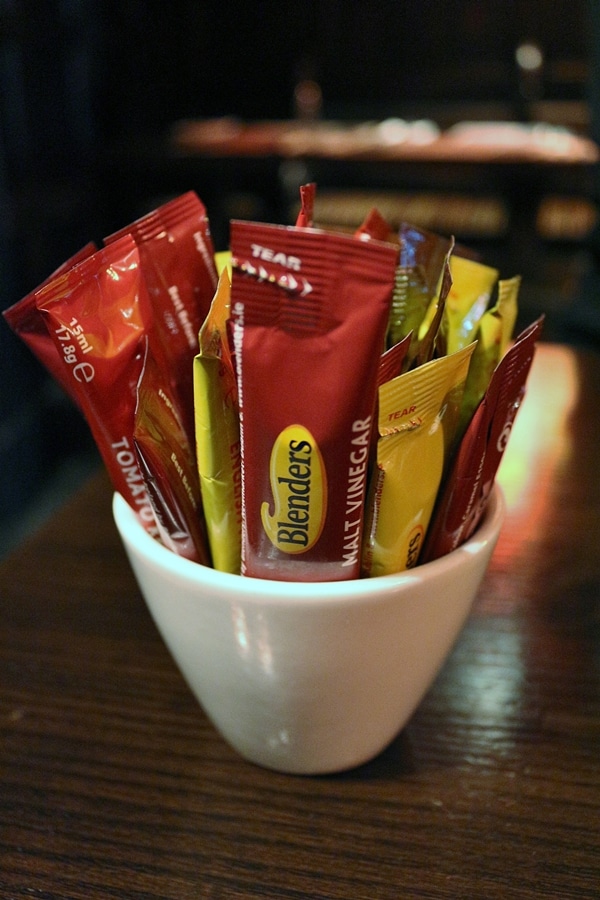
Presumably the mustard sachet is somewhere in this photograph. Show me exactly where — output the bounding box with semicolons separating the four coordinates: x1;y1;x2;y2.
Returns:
193;269;242;573
214;249;232;277
362;342;476;577
457;273;521;438
434;254;499;357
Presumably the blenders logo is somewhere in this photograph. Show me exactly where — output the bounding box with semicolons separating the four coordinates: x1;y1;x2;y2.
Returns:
405;524;424;569
261;425;327;554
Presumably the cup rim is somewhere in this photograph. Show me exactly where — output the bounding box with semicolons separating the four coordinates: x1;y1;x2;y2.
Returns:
113;483;505;602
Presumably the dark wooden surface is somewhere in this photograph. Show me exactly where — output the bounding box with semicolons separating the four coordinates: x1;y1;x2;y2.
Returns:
1;341;599;899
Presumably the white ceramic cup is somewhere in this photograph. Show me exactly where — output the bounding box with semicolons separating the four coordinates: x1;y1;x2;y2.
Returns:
113;485;505;775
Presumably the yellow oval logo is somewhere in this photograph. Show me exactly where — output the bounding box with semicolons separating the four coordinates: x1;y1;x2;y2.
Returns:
261;424;327;554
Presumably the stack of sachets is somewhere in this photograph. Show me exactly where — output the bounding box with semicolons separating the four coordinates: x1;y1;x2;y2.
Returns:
4;192;218;564
3;186;543;582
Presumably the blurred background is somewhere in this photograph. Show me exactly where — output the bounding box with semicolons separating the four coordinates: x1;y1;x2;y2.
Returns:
0;0;598;556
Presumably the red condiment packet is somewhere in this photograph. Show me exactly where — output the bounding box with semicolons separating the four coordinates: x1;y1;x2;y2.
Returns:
35;235;159;534
368;331;413;472
355;207;394;242
295;182;316;227
2;242;97;404
229;219;398;581
104;191;218;442
134;340;211;564
421;315;545;562
377;332;412;387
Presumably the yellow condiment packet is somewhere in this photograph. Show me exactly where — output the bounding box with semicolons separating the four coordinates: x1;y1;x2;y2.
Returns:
430;254;499;356
193;269;242;573
362;342;476;577
495;274;520;356
456;273;521;438
214;250;232;277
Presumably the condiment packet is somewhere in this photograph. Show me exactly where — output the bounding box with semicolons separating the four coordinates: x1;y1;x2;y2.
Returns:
35;235;159;534
362;342;476;577
411;246;453;369
295;182;316;227
104;191;218;443
434;254;499;357
355;207;395;242
134;339;211;564
2;242;97;405
422;315;545;563
215;250;232;277
229;219;398;581
495;275;521;356
388;222;453;354
377;332;413;386
456;273;521;439
366;332;414;485
193;269;242;573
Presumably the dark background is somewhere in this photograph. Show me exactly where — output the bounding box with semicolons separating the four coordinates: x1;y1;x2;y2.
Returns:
0;0;595;553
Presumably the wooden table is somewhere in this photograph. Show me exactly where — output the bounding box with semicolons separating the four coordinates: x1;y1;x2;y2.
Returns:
1;341;599;899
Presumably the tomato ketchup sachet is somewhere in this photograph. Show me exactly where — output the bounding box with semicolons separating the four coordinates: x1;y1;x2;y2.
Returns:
104;190;218;445
229;220;399;582
34;236;160;535
134;339;211;564
2;242;97;405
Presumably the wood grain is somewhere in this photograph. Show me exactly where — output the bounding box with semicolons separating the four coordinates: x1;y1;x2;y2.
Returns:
1;342;599;899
